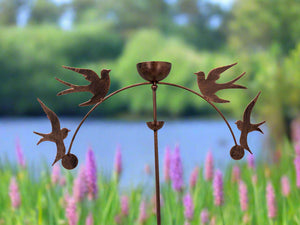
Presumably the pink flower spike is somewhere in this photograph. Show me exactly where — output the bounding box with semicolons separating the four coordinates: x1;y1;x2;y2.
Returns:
170;145;184;192
85;213;93;225
9;177;21;209
294;156;300;188
189;166;199;189
114;145;122;177
51;163;61;185
238;180;248;211
247;154;255;170
73;166;87;202
213;169;224;206
204;150;214;181
295;143;300;156
138;200;147;224
15;138;26;168
66;197;78;225
200;208;209;224
266;181;277;219
85;147;98;200
231;165;240;183
121;195;129;216
183;193;194;221
281;176;290;197
163;146;171;182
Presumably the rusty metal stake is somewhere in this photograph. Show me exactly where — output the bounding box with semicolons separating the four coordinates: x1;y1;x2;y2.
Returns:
146;82;164;225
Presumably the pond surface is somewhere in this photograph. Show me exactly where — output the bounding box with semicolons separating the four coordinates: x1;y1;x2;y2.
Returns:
0;117;267;189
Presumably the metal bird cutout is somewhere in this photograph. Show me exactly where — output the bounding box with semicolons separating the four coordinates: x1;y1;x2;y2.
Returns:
236;91;265;153
33;98;70;166
194;63;246;103
55;66;111;106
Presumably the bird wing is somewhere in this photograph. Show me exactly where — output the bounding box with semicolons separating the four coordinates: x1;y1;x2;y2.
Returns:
242;92;261;125
206;63;238;81
52;140;66;165
37;98;61;134
62;66;100;82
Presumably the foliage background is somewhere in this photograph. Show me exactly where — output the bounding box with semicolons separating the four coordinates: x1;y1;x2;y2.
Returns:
0;0;300;148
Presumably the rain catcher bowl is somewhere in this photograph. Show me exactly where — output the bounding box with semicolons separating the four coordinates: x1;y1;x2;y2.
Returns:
137;61;171;82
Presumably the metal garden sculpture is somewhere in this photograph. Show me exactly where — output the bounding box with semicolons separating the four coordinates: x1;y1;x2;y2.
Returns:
34;61;265;225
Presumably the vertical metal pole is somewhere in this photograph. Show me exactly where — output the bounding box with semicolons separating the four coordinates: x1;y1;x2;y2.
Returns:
152;82;161;225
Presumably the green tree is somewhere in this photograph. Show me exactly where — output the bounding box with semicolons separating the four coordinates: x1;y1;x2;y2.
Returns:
0;0;25;25
228;0;300;55
169;0;228;50
28;0;64;25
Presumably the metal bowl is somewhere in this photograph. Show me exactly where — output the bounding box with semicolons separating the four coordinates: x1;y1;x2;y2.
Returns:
137;61;171;82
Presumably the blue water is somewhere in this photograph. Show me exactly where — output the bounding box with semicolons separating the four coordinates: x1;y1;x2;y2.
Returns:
0;117;267;189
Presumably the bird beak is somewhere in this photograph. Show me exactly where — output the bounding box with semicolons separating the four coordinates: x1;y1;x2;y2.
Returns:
67;129;71;132
107;69;111;72
193;72;198;75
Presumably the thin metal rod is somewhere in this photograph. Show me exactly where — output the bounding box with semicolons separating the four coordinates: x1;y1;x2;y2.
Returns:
67;82;151;154
159;82;238;146
151;83;161;225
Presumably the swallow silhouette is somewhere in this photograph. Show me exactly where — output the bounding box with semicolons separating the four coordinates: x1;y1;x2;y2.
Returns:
235;92;265;153
194;63;246;103
56;66;111;107
33;98;70;166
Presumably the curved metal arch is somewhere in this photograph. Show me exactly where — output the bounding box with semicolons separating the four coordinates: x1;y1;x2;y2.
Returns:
67;80;238;154
159;82;238;145
67;82;151;154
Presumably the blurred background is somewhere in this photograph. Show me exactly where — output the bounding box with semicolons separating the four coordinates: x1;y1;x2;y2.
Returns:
0;0;300;184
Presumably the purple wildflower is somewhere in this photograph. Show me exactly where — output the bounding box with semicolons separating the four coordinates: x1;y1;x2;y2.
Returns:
183;193;194;221
60;177;66;186
184;222;190;225
138;200;147;224
9;177;21;209
51;163;61;185
189;166;199;189
73;166;87;202
247;154;255;170
85;147;98;200
121;195;129;216
231;165;240;183
281;176;290;197
294;155;300;188
85;213;93;225
266;181;277;219
291;119;300;143
210;216;216;225
15;138;26;168
252;174;257;185
239;180;248;211
114;145;122;178
144;164;151;175
204;150;214;181
170;145;184;192
200;208;209;224
163;146;171;182
66;197;78;225
213;170;224;206
295;143;300;155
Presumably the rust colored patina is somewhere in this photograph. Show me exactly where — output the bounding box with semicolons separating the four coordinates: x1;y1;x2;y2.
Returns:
56;66;111;107
137;61;171;82
194;63;246;103
235;91;265;154
33;98;71;167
